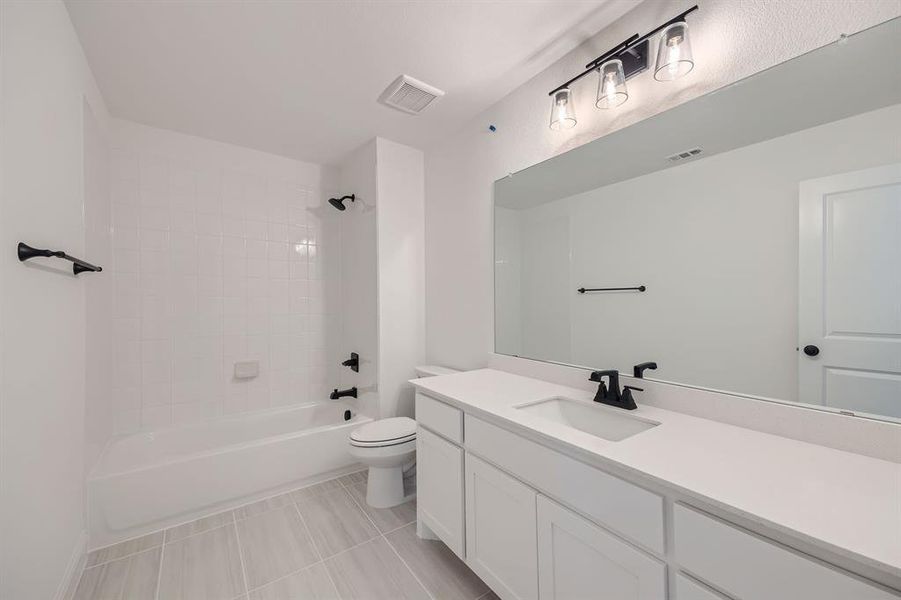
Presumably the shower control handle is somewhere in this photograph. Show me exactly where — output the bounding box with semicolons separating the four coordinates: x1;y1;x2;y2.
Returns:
341;352;360;372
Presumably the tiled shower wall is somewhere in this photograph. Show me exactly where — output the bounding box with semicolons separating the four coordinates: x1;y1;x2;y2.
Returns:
109;120;342;433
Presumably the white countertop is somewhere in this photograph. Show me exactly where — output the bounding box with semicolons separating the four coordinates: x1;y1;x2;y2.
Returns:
411;368;901;580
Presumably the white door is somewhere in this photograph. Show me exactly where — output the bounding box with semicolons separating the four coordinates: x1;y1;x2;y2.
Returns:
536;495;665;600
465;453;538;600
417;427;465;558
798;164;901;418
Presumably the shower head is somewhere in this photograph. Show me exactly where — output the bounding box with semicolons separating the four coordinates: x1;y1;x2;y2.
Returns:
328;194;355;211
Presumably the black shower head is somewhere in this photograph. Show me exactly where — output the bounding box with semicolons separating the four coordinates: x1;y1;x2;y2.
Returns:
328;194;355;211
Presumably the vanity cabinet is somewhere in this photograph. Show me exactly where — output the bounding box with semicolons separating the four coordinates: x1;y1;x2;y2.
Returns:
464;454;539;600
536;495;665;600
416;426;465;558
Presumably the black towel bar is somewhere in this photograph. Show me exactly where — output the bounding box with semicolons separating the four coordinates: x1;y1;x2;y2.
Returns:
577;285;646;293
18;242;102;275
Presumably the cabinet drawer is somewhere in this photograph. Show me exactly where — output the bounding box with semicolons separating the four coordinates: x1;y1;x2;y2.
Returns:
465;415;664;554
674;504;896;600
415;392;463;443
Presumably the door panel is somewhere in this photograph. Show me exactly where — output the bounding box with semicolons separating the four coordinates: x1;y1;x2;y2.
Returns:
537;495;665;600
465;453;538;600
798;164;901;417
417;427;465;558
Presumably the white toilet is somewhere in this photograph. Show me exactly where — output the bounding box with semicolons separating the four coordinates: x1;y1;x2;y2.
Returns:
348;365;458;508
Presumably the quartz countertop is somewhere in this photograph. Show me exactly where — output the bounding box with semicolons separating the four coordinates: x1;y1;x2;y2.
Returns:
411;368;901;581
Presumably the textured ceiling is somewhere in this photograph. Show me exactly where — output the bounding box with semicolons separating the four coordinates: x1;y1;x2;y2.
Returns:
65;0;642;165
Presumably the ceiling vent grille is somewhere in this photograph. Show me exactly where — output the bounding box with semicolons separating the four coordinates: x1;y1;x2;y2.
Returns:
378;75;445;115
666;147;703;163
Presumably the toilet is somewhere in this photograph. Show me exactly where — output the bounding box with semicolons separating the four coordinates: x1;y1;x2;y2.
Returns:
348;365;458;508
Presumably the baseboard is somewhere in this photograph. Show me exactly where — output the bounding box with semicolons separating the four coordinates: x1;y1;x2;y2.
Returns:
54;530;87;600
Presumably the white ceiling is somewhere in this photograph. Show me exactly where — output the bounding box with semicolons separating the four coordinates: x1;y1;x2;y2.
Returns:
66;0;641;165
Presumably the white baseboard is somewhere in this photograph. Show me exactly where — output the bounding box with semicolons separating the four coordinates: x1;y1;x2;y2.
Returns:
54;530;87;600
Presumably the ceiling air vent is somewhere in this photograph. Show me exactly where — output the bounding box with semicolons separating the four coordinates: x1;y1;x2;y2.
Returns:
378;75;445;115
666;147;703;163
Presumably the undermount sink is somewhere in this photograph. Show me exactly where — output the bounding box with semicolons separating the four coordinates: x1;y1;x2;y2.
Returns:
514;397;659;442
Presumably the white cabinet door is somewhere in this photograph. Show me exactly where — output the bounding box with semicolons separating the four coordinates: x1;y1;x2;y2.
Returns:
798;164;901;417
537;495;666;600
465;453;538;600
417;426;465;558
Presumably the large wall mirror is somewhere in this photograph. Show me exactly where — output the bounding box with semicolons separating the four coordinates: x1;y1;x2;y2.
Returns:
495;18;901;423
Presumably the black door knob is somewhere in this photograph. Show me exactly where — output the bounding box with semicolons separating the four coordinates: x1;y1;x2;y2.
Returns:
803;345;820;357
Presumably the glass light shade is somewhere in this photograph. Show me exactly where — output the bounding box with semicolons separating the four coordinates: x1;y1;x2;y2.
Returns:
595;59;628;109
549;88;577;130
654;21;694;81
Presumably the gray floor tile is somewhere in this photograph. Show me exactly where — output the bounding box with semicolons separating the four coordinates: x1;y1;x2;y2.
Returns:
159;524;245;600
86;531;164;567
248;563;339;599
336;470;367;487
324;537;430;600
73;547;160;600
297;488;379;558
386;523;489;600
234;491;294;520
346;482;416;534
166;509;235;542
289;478;344;502
236;505;319;589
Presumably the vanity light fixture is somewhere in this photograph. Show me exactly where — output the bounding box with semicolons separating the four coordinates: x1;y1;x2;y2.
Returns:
655;21;694;81
549;87;577;130
596;59;628;109
548;5;698;129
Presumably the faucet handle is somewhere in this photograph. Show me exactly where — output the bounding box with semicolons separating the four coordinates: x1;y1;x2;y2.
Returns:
620;385;642;410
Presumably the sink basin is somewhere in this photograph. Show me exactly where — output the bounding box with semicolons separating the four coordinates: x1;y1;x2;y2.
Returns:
514;397;659;442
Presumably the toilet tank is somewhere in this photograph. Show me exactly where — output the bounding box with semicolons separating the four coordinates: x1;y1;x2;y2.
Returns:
414;365;459;378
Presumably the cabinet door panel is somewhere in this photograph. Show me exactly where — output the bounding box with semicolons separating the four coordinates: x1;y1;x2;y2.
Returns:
465;453;538;600
417;426;464;558
537;495;666;600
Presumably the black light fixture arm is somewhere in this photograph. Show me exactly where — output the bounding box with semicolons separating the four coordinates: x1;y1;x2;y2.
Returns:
548;5;699;96
584;5;699;70
17;242;102;275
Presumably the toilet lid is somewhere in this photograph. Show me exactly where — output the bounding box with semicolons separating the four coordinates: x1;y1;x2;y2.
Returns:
350;417;416;445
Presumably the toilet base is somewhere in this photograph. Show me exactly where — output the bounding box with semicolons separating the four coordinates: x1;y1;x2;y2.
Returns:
365;466;407;508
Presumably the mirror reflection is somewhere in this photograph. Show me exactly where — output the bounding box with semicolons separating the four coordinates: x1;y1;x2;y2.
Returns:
495;18;901;422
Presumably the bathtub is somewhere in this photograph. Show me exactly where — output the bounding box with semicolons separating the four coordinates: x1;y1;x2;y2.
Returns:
88;401;370;547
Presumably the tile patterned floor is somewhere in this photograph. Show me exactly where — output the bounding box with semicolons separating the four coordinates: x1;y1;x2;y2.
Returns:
73;470;498;600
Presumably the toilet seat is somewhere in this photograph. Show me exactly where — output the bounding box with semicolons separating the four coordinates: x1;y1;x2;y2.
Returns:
350;417;416;448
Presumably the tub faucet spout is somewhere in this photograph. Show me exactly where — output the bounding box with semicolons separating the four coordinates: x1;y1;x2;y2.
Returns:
330;387;357;400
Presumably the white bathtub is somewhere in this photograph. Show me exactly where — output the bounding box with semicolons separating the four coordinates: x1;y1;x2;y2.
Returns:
88;402;370;547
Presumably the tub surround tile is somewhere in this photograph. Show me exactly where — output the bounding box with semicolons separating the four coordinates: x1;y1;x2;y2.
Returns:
234;491;293;520
385;523;489;600
325;537;430;600
87;531;164;567
248;563;338;599
159;524;245;600
346;481;416;534
236;505;319;589
289;477;343;502
74;547;161;600
165;509;235;542
296;488;379;558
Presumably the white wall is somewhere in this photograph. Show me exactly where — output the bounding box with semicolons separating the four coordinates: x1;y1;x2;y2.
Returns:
497;105;901;401
424;0;901;372
375;138;425;418
0;2;110;598
107;119;338;433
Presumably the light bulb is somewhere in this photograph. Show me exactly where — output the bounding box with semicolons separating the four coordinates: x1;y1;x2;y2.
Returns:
595;59;627;109
549;88;577;130
655;21;694;81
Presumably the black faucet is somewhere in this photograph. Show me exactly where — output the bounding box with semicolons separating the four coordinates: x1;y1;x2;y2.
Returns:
330;387;357;400
589;370;641;411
